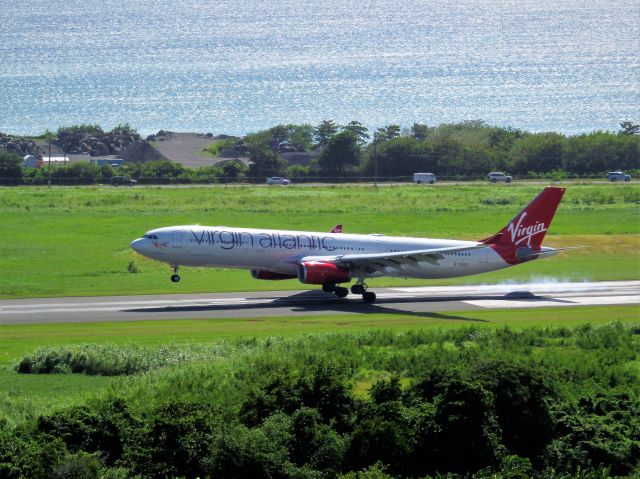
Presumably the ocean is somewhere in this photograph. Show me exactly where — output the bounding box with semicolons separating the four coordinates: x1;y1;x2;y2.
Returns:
0;0;638;136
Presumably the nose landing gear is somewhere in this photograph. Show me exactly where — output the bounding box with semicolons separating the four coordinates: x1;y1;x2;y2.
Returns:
170;265;180;283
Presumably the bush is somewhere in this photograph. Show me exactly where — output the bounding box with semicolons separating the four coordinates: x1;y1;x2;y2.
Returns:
16;343;232;375
36;398;138;466
5;325;640;477
0;151;23;185
126;260;139;274
240;361;354;430
473;360;556;462
128;402;222;478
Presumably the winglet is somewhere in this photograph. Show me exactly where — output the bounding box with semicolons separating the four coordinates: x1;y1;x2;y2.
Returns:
330;224;343;233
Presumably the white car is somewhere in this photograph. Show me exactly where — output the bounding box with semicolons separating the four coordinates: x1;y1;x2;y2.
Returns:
266;177;291;185
607;171;631;182
487;172;513;183
413;172;437;184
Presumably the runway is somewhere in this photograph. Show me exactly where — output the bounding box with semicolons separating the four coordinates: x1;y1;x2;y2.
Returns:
0;281;638;325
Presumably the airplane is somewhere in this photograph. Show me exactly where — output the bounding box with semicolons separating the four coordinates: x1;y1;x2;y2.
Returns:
130;186;566;303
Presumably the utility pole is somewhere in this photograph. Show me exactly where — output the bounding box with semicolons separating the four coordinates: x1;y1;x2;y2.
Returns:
373;131;378;187
47;132;51;188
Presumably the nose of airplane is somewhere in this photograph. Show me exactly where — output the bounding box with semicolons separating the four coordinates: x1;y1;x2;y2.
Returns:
130;238;145;254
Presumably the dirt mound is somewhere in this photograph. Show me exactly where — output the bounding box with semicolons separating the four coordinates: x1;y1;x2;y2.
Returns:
120;141;167;163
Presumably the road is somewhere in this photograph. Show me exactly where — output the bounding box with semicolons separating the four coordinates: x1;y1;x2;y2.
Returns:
0;281;637;325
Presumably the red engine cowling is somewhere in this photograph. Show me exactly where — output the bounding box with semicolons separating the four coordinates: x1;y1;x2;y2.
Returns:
251;270;297;280
298;261;351;285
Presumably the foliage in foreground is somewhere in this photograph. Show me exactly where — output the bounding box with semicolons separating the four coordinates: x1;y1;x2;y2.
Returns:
1;323;639;478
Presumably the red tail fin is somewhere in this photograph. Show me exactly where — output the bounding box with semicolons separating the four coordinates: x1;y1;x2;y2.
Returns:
482;187;565;250
330;224;343;233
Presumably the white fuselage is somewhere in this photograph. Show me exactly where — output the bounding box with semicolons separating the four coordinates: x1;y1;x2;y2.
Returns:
131;225;515;280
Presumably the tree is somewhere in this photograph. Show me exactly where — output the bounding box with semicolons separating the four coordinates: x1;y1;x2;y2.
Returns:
0;151;23;185
508;133;566;174
618;121;640;136
410;122;429;141
221;160;247;182
314;120;339;147
244;132;287;178
342;121;370;145
247;146;286;178
372;137;427;176
415;378;504;475
383;124;401;141
290;407;345;473
267;124;289;151
287;124;314;151
345;402;414;476
133;402;221;478
474;361;556;462
318;131;361;173
370;377;402;404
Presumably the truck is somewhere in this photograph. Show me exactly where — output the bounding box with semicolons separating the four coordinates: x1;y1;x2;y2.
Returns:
413;172;437;184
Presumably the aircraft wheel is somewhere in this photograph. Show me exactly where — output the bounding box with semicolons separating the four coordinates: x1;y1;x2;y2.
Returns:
322;283;336;293
335;286;349;298
170;274;180;283
363;291;376;303
351;284;365;295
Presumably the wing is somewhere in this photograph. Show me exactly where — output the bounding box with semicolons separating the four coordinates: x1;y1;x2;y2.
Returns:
299;243;484;276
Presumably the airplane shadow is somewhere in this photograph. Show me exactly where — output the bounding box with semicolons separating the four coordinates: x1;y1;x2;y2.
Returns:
122;289;569;323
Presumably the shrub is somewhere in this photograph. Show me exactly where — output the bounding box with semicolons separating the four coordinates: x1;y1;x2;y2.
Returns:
126;260;139;274
36;398;138;466
128;402;222;478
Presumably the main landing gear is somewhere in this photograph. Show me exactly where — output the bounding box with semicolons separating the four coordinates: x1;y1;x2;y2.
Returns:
322;282;377;303
170;265;180;283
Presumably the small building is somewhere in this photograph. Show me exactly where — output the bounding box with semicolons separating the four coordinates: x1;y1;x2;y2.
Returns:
24;154;70;168
42;156;70;167
23;154;42;168
90;158;124;167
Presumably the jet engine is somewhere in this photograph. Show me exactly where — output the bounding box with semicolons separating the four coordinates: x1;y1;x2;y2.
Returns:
251;270;297;280
298;261;351;285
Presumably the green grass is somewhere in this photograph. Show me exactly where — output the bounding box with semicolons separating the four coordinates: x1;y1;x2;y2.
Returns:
0;304;636;365
0;305;638;427
1;184;638;298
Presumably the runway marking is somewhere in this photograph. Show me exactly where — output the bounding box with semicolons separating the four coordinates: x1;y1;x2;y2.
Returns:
2;297;253;309
392;280;640;295
465;295;640;309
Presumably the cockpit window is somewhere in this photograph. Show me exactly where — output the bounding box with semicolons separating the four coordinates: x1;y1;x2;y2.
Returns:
143;234;158;240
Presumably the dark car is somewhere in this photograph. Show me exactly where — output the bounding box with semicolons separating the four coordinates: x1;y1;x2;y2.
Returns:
111;176;137;186
607;171;631;182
